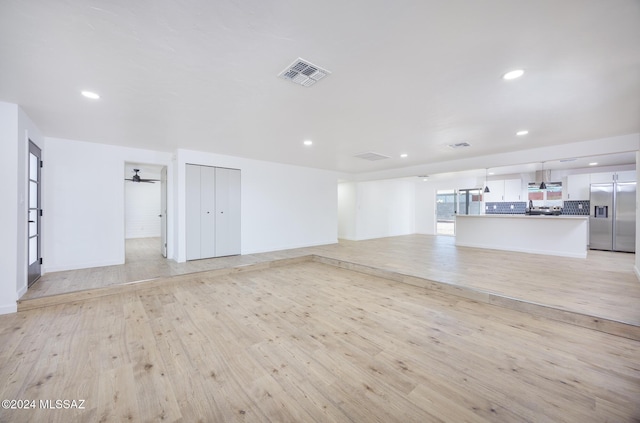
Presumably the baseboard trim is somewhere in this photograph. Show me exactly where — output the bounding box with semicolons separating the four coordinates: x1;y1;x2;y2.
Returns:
0;303;17;315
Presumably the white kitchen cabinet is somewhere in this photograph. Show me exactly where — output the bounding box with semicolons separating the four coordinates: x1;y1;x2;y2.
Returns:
590;171;636;183
186;164;241;260
504;179;523;201
484;179;522;202
483;180;504;202
565;173;591;201
590;172;615;183
616;170;636;182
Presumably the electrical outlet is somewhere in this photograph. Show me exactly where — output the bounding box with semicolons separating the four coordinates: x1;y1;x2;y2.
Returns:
578;204;583;209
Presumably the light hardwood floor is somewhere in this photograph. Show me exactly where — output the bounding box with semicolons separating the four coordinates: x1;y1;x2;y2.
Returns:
23;235;640;330
2;261;639;422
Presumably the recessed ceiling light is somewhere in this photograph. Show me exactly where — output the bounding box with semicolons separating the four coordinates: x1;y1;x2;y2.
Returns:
488;172;495;175
589;162;598;166
81;90;100;99
303;140;313;146
502;69;524;80
400;153;408;158
516;130;529;136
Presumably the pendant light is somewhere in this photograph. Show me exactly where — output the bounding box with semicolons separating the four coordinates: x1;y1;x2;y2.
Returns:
539;162;547;190
484;168;490;193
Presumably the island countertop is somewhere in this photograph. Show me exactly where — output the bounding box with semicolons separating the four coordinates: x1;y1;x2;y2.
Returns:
457;214;588;219
455;214;588;258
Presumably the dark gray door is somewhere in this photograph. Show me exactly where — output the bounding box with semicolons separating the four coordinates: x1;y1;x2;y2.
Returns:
28;141;42;286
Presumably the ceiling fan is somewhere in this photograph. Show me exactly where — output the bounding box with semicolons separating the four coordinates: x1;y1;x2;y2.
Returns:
125;169;160;183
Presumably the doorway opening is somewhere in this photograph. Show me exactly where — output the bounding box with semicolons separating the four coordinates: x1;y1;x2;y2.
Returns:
124;162;167;264
436;189;456;235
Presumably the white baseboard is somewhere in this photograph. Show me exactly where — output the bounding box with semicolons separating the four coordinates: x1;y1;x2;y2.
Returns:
0;303;17;315
17;284;27;300
43;259;124;273
241;239;339;255
634;265;640;281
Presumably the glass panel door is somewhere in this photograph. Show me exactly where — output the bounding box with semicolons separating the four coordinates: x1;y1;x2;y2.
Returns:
436;189;456;235
28;140;42;287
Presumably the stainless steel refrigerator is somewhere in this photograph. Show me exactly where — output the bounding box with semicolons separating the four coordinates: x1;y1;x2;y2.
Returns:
589;182;636;252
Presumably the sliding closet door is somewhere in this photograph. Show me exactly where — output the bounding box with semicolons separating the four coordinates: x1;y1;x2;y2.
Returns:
200;165;216;258
185;164;202;260
186;164;240;260
215;167;241;257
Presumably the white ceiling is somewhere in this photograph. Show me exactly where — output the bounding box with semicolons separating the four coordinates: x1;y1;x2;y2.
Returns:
1;0;639;174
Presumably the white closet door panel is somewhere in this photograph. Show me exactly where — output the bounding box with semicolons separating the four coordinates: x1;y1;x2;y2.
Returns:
215;167;241;256
185;164;201;260
200;165;216;258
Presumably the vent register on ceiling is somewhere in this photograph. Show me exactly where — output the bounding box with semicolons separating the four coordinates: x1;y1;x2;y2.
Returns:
278;58;330;87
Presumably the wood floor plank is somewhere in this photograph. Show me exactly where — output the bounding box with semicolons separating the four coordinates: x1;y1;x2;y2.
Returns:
2;261;640;422
23;235;640;330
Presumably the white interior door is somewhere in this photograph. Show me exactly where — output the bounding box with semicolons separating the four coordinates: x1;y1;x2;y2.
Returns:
200;165;216;258
215;167;241;257
160;166;167;258
185;164;201;260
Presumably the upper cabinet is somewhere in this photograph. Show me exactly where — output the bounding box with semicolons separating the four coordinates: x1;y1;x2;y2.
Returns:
504;179;523;201
484;179;522;202
565;174;591;201
483;180;504;202
590;171;636;183
563;170;636;201
615;170;636;182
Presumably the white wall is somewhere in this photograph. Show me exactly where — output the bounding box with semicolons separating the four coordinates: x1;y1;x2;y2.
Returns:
43;137;173;272
0;103;19;314
125;182;161;238
17;107;45;299
337;182;357;240
175;149;338;261
636;151;640;280
337;178;415;241
0;102;44;314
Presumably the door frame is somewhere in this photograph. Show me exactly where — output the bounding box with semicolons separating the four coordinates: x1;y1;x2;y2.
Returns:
123;162;169;261
27;140;42;287
160;166;168;258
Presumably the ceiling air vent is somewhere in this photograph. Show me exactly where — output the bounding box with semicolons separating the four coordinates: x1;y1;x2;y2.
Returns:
448;142;472;149
278;58;331;87
353;152;390;161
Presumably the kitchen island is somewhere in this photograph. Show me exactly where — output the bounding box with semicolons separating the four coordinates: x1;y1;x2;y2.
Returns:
455;214;589;258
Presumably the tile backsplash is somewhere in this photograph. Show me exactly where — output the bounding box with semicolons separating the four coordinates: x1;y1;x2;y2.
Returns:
485;202;527;214
562;200;590;215
484;200;590;215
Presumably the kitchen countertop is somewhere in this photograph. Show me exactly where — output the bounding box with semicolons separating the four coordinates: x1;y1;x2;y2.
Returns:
457;214;588;219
